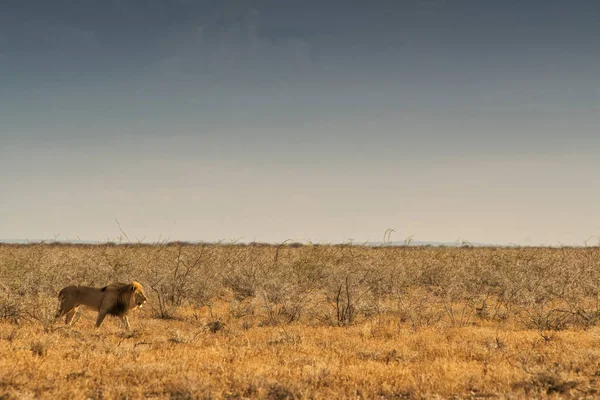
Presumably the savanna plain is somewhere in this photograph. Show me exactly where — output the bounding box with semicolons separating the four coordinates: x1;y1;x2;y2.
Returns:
2;242;600;399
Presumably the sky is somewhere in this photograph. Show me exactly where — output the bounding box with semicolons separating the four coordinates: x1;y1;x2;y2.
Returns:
1;0;599;246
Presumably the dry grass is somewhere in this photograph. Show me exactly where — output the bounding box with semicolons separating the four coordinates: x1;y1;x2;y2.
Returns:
2;243;600;399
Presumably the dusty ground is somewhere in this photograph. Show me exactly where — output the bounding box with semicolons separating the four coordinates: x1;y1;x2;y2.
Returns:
2;304;600;399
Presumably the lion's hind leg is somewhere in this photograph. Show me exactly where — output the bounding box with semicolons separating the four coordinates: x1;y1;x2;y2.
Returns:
55;300;72;323
55;295;68;320
55;306;66;320
65;306;82;326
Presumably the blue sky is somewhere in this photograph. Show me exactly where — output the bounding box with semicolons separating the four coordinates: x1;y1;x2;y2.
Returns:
1;0;599;245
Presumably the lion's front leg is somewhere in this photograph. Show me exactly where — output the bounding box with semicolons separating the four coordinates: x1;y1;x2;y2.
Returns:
64;309;76;325
120;315;131;331
70;307;82;326
63;306;81;326
95;311;107;328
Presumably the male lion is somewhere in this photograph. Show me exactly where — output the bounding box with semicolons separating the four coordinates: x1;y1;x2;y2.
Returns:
55;281;147;330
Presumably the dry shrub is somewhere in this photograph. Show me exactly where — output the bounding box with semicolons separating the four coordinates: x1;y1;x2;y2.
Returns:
30;340;48;357
22;294;59;332
206;319;226;334
1;243;600;331
0;290;21;324
266;383;298;400
512;373;579;396
139;243;220;319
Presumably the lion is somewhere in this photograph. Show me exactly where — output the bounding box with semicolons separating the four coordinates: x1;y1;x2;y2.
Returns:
55;281;147;330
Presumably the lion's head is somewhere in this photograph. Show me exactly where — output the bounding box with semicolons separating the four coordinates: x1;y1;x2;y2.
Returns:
129;281;147;309
108;281;148;315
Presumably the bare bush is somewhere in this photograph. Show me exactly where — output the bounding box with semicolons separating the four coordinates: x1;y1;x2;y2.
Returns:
1;243;600;330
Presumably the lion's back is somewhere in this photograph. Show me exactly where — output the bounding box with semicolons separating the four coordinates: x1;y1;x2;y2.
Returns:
58;285;106;311
58;286;74;298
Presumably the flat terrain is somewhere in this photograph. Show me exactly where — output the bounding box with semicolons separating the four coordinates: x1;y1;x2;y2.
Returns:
1;243;600;399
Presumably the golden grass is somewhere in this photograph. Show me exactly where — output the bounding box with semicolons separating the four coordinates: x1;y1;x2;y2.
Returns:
4;306;600;399
2;243;600;398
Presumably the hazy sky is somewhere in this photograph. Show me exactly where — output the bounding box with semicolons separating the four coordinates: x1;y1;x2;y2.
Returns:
1;0;599;245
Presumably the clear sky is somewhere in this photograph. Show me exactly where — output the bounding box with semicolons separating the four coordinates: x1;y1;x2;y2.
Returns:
1;0;599;245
